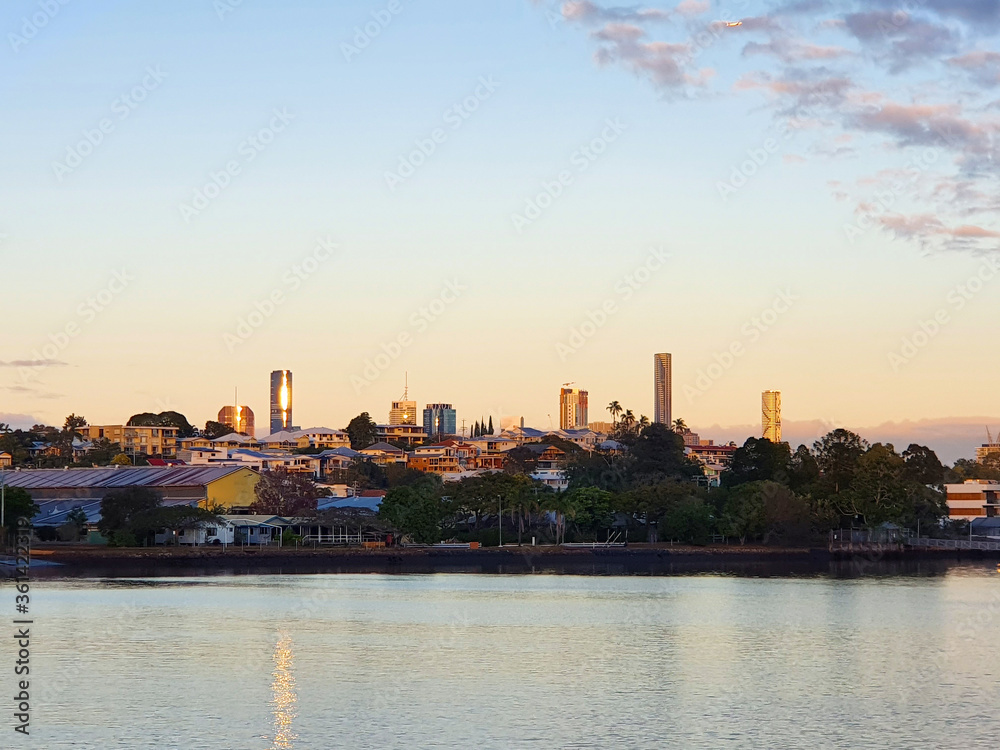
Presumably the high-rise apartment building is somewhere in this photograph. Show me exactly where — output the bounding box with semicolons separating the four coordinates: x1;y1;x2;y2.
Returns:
389;377;417;426
423;403;457;440
269;370;293;434
762;390;782;443
559;387;589;430
654;353;672;426
218;405;255;436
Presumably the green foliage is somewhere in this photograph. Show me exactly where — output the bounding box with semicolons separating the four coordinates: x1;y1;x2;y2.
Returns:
345;412;378;449
251;468;319;516
379;481;448;544
106;530;138;547
203;420;233;439
1;487;39;535
280;529;302;546
111;453;132;466
565;487;615;534
130;411;195;438
722;437;792;488
661;498;714;546
98;486;163;543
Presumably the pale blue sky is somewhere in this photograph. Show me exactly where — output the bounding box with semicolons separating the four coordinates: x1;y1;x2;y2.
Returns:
2;0;998;460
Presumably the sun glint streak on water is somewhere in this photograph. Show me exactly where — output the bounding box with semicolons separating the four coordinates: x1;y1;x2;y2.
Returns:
270;633;297;749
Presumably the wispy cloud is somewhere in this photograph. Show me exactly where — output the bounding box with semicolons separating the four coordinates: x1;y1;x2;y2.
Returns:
541;0;1000;255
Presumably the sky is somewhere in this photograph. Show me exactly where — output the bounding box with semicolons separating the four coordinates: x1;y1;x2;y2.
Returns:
1;0;999;462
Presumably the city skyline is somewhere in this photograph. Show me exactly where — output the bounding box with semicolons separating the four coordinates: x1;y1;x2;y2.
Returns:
2;1;998;463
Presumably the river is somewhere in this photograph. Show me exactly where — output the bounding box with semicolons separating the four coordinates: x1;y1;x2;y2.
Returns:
18;564;1000;748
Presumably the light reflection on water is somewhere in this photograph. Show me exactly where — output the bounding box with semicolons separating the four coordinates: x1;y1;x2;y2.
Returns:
24;566;1000;749
270;633;297;749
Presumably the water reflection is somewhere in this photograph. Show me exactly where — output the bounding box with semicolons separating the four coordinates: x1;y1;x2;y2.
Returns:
270;632;297;749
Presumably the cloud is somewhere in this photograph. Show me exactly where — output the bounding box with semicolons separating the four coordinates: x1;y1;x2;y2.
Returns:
0;359;69;367
674;0;709;17
540;0;1000;254
561;1;670;24
0;412;42;431
843;11;958;72
947;50;1000;86
590;22;715;91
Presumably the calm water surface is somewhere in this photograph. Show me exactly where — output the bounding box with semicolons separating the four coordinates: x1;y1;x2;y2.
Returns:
16;565;1000;748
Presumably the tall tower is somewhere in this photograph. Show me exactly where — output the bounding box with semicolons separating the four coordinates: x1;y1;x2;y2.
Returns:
654;353;672;425
218;405;255;436
762;390;782;443
559;387;589;430
269;370;293;434
389;375;417;426
423;404;457;440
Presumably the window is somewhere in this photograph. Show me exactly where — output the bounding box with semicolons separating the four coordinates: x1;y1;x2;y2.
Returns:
206;528;217;537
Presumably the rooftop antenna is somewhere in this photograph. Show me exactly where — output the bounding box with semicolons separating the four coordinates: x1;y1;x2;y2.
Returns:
401;371;409;400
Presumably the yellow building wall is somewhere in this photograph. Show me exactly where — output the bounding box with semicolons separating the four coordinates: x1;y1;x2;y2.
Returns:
202;468;261;510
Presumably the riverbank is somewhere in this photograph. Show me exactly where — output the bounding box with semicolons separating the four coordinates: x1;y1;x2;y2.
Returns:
6;542;993;578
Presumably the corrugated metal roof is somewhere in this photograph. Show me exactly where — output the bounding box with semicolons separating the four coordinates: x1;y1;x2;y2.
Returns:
1;465;250;490
32;497;200;527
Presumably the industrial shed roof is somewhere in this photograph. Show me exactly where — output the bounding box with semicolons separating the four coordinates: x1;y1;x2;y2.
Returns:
0;465;251;491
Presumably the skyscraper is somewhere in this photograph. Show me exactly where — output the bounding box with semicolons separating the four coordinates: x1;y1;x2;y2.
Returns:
389;378;417;426
423;404;457;440
269;370;293;434
559;387;589;430
762;390;782;443
218;405;255;436
654;353;672;426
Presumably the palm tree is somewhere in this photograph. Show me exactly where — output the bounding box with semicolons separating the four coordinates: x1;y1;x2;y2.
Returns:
638;415;650;429
621;409;636;431
673;417;687;432
607;401;622;427
545;492;577;545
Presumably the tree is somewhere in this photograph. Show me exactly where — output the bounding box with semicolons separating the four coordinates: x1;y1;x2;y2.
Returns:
813;429;869;494
488;416;494;435
837;443;908;526
250;468;319;516
129;411;195;438
672;418;687;432
902;444;945;488
565;487;615;539
345;413;378;449
787;444;820;491
1;488;38;537
607;401;622;427
86;438;122;466
661;497;714;545
631;423;697;482
504;446;540;476
59;506;90;541
98;486;163;544
111;453;132;466
379;478;447;544
722;437;792;488
203;420;233;439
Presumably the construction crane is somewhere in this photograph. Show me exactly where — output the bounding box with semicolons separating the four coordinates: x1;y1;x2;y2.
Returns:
562;381;575;388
